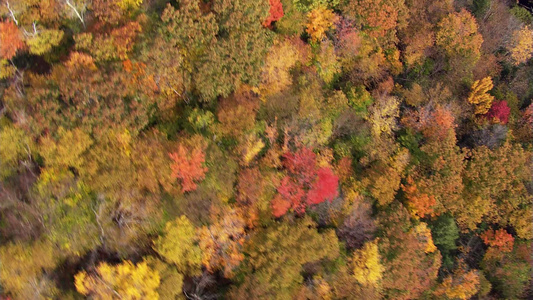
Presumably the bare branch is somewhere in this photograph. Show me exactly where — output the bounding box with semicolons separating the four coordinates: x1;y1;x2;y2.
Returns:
65;0;86;28
5;1;18;25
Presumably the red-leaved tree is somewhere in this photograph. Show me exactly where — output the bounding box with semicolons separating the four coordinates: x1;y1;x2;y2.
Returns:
272;148;339;217
263;0;284;29
169;144;208;193
485;100;511;124
307;167;339;205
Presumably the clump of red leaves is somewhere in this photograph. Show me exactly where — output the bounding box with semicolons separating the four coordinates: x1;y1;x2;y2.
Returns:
272;147;339;217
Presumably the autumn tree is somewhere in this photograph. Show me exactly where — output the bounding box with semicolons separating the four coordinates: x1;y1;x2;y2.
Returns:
271;147;339;217
341;0;406;45
366;94;400;137
73;130;176;255
0;241;58;299
216;87;259;138
351;240;384;286
0;124;34;179
74;21;142;61
481;228;514;253
401;176;437;219
0;20;24;59
229;217;339;299
436;9;483;62
468;77;495;115
235;167;265;228
21;52;151;138
258;38;304;98
379;203;441;299
145;258;184;300
484;100;510;124
508;25;533;65
35;177;101;257
75;261;160;300
263;0;284;28
198;208;246;278
401;105;456;142
161;0;271;100
169;144;208;193
153;215;202;275
462;142;531;229
481;242;531;299
434;262;481;300
39;127;93;173
362;147;409;206
305;6;337;42
337;199;376;249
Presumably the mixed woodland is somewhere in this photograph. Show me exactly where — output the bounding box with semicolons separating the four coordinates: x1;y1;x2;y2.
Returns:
0;0;532;299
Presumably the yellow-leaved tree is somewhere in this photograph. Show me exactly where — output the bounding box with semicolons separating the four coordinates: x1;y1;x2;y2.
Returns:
116;0;143;11
436;9;483;61
258;38;303;98
306;6;338;42
351;240;384;286
0;241;58;299
412;222;437;254
367;94;400;137
467;77;494;115
509;25;533;65
75;261;160;300
153;215;203;275
434;262;480;300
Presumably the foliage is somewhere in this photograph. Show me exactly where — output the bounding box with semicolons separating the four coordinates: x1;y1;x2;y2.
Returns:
306;6;337;42
434;263;480;300
351;240;384;286
481;243;532;299
154;216;202;275
367;94;400;137
429;214;459;254
402;176;437;218
0;124;33;178
0;1;532;299
294;0;340;12
75;261;160;300
468;77;495;115
229;217;339;299
480;228;514;253
25;29;64;55
379;204;441;299
264;0;284;28
169;144;208;193
259;38;303;98
198;208;247;277
341;0;406;44
0;21;24;59
0;241;57;299
272;147;339;217
436;9;483;61
484;100;510;124
509;25;533;65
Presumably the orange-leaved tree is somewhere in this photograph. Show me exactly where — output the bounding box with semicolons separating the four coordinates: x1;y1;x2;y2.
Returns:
169;143;208;193
0;21;24;59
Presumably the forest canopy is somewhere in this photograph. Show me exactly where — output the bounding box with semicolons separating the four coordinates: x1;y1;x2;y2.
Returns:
0;0;532;299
